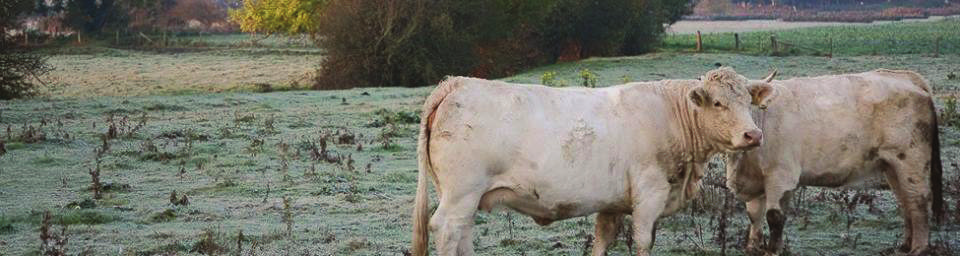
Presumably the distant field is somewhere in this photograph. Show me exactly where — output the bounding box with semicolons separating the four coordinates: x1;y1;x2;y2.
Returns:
663;17;960;56
40;47;320;98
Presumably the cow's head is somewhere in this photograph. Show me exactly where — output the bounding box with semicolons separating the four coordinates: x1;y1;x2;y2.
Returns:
688;67;776;151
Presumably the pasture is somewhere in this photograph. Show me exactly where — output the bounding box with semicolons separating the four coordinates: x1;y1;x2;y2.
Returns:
2;21;960;255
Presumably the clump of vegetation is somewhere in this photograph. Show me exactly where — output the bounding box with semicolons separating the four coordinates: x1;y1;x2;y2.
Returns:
150;209;177;223
169;191;190;206
335;129;357;145
281;196;293;237
190;229;225;255
259;114;277;135
39;211;69;256
541;71;566;87
15;123;46;144
236;230;245;254
277;140;291;182
88;158;102;200
818;189;879;249
246;136;265;156
579;68;599;88
64;199;96;210
941;96;960;127
377;125;400;151
367;109;419;128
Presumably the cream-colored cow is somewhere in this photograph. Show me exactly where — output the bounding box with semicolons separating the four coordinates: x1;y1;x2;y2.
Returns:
725;69;944;256
411;67;778;256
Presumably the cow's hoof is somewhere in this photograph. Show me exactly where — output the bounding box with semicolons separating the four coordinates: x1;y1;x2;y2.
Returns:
907;247;930;256
744;247;769;256
898;243;912;253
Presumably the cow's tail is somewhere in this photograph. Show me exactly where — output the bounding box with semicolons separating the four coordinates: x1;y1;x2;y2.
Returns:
929;98;945;224
412;77;462;256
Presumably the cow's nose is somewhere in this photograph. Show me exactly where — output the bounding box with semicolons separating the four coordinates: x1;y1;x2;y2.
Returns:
743;130;762;145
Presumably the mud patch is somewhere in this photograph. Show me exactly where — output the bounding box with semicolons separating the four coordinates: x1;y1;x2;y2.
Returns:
561;119;596;163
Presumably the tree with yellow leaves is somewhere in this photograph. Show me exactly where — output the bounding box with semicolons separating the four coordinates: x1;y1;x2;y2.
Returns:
229;0;328;39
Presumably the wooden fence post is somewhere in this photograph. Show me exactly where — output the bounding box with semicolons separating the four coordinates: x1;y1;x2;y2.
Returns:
696;30;703;52
770;35;778;54
734;33;740;51
935;36;941;58
828;37;833;58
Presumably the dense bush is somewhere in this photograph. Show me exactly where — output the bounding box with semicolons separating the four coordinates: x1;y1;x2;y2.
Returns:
313;0;475;89
313;0;691;89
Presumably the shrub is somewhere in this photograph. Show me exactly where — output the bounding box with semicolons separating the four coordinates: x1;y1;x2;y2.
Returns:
313;0;690;89
313;0;474;89
540;0;689;58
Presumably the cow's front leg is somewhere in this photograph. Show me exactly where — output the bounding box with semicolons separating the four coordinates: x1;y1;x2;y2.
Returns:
744;197;766;253
592;212;623;256
763;170;798;255
630;171;670;256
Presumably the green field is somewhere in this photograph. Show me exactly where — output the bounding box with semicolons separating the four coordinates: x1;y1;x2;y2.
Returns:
2;20;960;255
663;18;960;56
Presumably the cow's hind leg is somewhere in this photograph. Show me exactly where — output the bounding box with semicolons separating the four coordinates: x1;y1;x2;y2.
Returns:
431;190;482;256
882;152;930;255
744;197;766;253
883;165;913;253
592;212;623;256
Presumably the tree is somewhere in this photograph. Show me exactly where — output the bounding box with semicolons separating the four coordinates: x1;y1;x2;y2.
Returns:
229;0;328;38
122;0;177;32
1;0;51;99
33;0;48;16
63;0;127;33
166;0;229;30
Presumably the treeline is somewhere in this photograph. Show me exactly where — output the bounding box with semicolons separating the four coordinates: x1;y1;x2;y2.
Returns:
234;0;692;89
28;0;235;35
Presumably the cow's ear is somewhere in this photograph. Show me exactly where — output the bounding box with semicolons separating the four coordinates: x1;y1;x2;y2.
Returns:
689;86;708;107
748;82;776;108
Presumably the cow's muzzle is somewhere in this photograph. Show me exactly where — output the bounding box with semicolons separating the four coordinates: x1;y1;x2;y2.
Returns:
735;129;763;149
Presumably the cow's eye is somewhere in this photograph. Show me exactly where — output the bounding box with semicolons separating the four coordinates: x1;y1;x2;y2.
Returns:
713;101;722;108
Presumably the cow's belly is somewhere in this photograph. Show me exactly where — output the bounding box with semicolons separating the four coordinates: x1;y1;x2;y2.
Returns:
798;145;885;187
478;160;633;225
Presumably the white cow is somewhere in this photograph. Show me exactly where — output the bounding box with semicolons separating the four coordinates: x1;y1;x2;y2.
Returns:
411;67;777;256
725;69;944;256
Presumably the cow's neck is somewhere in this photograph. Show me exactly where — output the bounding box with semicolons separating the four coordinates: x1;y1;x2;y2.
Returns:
666;86;716;164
